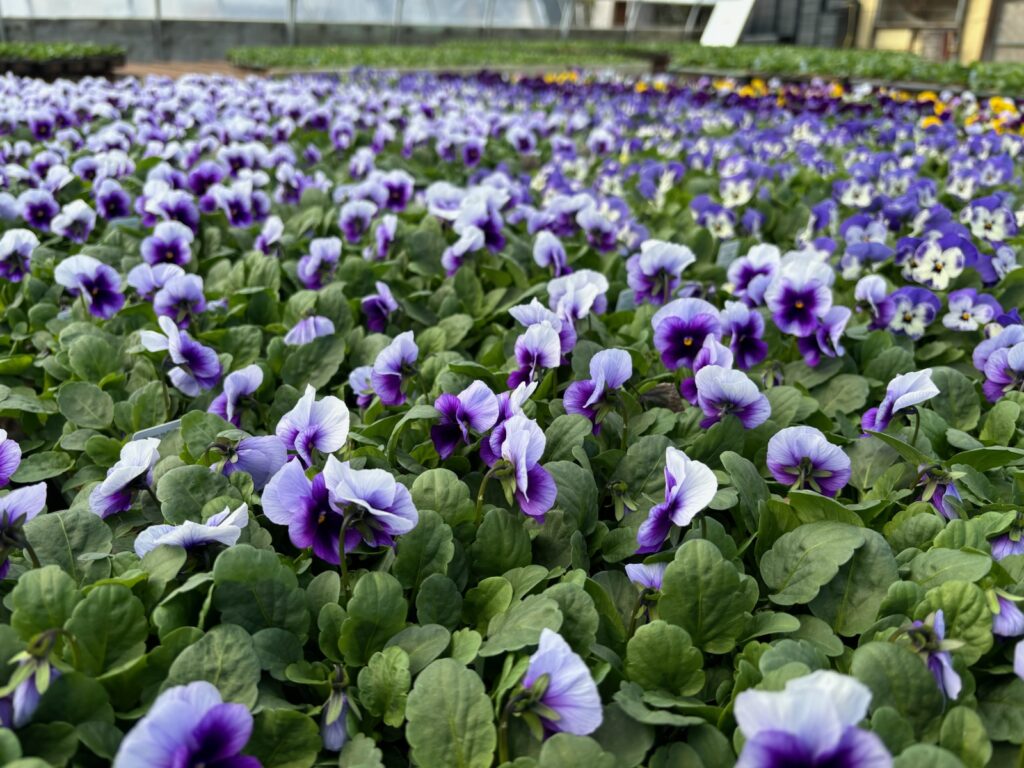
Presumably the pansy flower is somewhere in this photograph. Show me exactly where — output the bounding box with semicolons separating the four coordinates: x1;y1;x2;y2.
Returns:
943;288;1001;332
209;364;263;426
141;220;194;266
888;287;940;340
89;439;161;519
431;381;500;460
626;240;696;306
652;298;722;371
54;254;126;319
134;504;249;558
637;447;717;553
734;671;891;768
861;369;939;432
361;281;399;333
284;315;335;346
564;348;632;430
693;365;771;429
140;316;222;396
276;384;350;466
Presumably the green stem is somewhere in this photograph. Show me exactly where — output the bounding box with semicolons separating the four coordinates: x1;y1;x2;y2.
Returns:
699;514;707;539
338;513;355;602
911;410;921;449
21;540;40;569
498;700;514;765
626;591;646;639
620;401;630;450
474;467;497;525
144;484;160;508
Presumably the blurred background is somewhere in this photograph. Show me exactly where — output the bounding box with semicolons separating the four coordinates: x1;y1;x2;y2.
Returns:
0;0;1017;65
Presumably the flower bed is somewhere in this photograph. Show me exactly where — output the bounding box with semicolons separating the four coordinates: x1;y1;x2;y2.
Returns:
227;42;1024;92
0;42;125;79
0;69;1020;766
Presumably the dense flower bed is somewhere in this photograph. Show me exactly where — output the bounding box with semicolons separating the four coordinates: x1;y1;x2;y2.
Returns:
0;69;1020;767
228;42;1024;93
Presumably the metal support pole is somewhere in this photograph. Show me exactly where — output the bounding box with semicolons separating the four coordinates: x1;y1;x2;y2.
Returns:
484;0;497;31
153;0;164;61
626;1;641;32
287;0;297;46
392;0;404;44
559;0;573;38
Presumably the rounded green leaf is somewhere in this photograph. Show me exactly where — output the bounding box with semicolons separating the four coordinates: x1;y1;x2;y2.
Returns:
406;658;496;768
659;539;758;654
625;620;704;696
56;382;114;429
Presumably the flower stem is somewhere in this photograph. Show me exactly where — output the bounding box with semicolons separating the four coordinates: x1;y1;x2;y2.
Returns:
144;484;160;508
474;467;497;525
22;540;40;569
338;513;355;602
699;514;707;540
498;699;515;765
626;591;646;639
911;410;921;448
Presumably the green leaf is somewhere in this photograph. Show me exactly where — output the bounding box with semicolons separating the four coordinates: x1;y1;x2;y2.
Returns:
542;583;598;655
68;335;120;382
659;539;757;654
916;581;992;665
979;400;1020;445
468;509;531;578
338;572;407;666
57;382;114;428
416;574;463;630
929;367;980;431
480;595;563;657
244;710;321;768
281;334;346;388
406;658;496;768
462;577;513;632
156;465;238;525
339;734;385;768
164;624;261;706
864;431;932;467
543;415;593;462
64;585;147;675
625;620;704;696
24;509;112;584
813;374;870;416
252;628;303;680
720;451;768;533
546;461;598;534
591;702;656;768
939;707;991;768
411;468;473;515
33;672;114;724
212;545;309;637
393;509;454;590
977;678;1024;744
180;410;233;459
539;734;617;768
909;549;991;588
893;745;967;768
18;722;78;767
809;529;898;636
760;522;865;605
946;446;1024;471
847;438;900;492
357;646;411;727
9;566;81;640
385;624;450;675
851;642;944;735
11;451;74;482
